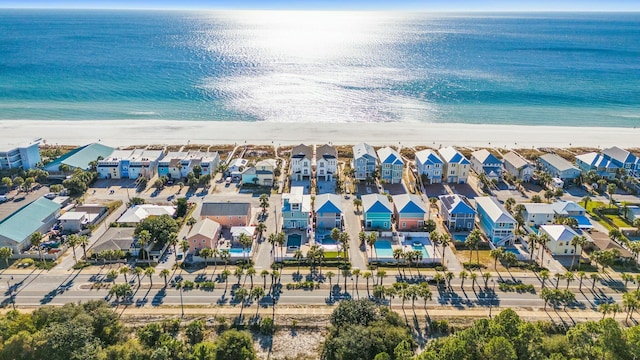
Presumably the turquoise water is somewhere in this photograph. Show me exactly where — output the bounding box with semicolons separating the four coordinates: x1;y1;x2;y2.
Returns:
453;234;467;242
375;240;394;258
287;234;302;248
502;247;521;256
411;244;430;258
229;247;250;255
1;10;639;126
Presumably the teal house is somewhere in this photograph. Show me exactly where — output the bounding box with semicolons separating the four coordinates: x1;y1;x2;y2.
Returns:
282;186;312;230
362;194;393;230
0;197;62;253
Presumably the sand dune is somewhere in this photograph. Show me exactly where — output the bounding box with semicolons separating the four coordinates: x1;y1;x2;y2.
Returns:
2;120;639;149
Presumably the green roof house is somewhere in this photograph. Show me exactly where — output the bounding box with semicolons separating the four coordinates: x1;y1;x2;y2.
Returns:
0;197;61;252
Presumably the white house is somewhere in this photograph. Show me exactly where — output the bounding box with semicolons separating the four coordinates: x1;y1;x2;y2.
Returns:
228;158;249;180
539;224;583;256
157;151;220;180
0;139;41;170
315;144;338;181
116;204;176;225
97;149;164;179
290;144;313;181
521;203;555;227
58;211;88;233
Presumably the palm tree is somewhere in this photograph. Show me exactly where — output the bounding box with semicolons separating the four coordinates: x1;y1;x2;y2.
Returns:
106;269;118;283
259;193;270;215
30;232;44;262
610;303;622;319
598;303;612;320
119;266;130;284
260;270;269;289
238;233;253;262
466;229;482;265
245;267;256;288
482;272;492;288
78;235;89;261
607;183;617;207
459;270;468;289
234;267;244;285
144;267;155;286
590;273;600;291
376;270;387;286
199;247;213;271
445;271;454;290
417;283;432;311
470;272;478;290
326;271;335;291
440;233;452;266
553;273;563;289
341;269;351;293
220;249;231;269
250;287;265;315
363;271;372;295
623;292;639;322
527;233;538;262
353;198;362;213
159;269;171;287
539;269;550;288
569;235;587;270
393;248;404;273
581;195;591;211
66;234;80;265
490;247;504;271
577;271;586;291
564;271;574;289
367;232;378;261
221;269;231;290
621;273;634;289
167;232;179;257
352;268;361;296
234;287;249;319
137;230;151;263
255;222;267;241
275;232;286;261
338;232;350;263
133;266;143;285
180;240;190;260
537;233;551;266
293;250;304;272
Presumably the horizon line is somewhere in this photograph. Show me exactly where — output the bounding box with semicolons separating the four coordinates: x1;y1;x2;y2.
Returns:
2;7;640;12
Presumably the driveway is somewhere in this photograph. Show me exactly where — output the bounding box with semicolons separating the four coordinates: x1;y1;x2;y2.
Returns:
0;186;50;222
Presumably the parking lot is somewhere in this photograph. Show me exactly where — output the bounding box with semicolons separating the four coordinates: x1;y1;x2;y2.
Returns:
0;186;50;222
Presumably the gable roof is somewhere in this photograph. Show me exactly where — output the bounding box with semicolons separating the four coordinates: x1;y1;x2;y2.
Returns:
540;154;579;172
315;194;343;214
362;194;393;214
551;201;585;215
200;202;251;217
502;151;531;170
90;228;136;254
392;194;427;214
117;204;176;223
474;197;516;224
540;224;579;242
415;149;443;166
45;143;114;172
353;143;377;161
437;147;470;164
439;194;476;215
316;144;337;161
602;146;636;164
471;149;502;165
377;147;404;165
255;159;277;168
187;218;221;239
0;197;61;244
291;144;313;160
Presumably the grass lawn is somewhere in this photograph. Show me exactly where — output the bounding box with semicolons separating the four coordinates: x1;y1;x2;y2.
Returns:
585;200;607;214
455;249;528;273
604;214;631;228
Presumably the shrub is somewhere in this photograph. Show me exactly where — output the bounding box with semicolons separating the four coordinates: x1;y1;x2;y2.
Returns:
259;317;275;335
34;260;56;270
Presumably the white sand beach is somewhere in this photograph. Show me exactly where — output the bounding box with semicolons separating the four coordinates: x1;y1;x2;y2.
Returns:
2;120;639;149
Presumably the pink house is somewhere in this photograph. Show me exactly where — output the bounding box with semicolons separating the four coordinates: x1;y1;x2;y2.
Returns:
392;194;427;231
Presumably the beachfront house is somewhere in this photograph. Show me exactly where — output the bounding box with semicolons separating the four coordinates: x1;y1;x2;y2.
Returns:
539;224;583;256
601;146;638;177
414;149;443;184
538;154;581;183
157;151;220;180
377;147;403;184
352;142;378;181
186;218;221;255
474;196;516;245
0;140;41;171
290;144;313;181
97;149;164;180
362;194;393;230
314;193;343;230
575;152;618;180
241;159;277;186
437;146;470;184
228;158;249;181
200;201;252;228
502;151;533;182
521;203;555;227
44;143;115;174
470;149;503;182
0;197;62;253
438;194;476;232
282;186;311;230
315;144;338;181
393;194;427;230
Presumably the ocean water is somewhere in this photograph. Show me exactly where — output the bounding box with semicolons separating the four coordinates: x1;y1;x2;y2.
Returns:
0;10;639;126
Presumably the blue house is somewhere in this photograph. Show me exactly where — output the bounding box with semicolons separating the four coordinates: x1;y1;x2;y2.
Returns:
601;146;638;177
470;149;503;182
282;186;311;230
575;152;618;180
314;194;343;230
352;143;378;181
414;149;443;184
362;194;393;230
538;154;581;182
376;147;404;184
438;194;476;231
474;196;516;245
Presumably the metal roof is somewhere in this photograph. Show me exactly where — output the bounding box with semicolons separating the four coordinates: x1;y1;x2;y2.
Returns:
377;147;404;165
187;218;221;239
502;151;530;170
540;154;579;172
353;143;377;161
392;194;426;214
415;149;443;166
200;202;251;217
0;197;61;244
315;194;343;214
437;147;470;164
362;194;393;213
474;197;516;224
439;194;476;215
44;143;114;171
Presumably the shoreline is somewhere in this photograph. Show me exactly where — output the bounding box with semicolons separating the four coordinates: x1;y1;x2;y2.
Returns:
3;120;640;149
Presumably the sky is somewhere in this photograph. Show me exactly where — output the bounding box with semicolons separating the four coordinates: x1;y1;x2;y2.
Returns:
1;0;639;11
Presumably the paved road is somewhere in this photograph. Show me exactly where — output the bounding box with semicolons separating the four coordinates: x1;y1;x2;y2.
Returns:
0;270;628;311
342;196;367;270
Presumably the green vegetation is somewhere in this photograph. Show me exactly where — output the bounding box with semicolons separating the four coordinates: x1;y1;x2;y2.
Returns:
0;301;257;360
62;168;97;196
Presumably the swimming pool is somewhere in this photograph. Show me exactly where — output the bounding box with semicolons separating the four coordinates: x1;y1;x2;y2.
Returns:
502;247;521;256
375;240;394;258
453;234;467;242
287;234;302;248
229;247;250;256
411;243;429;258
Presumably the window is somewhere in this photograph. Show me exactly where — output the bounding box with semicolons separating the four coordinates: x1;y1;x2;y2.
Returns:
401;222;406;228
564;249;568;254
451;170;455;175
